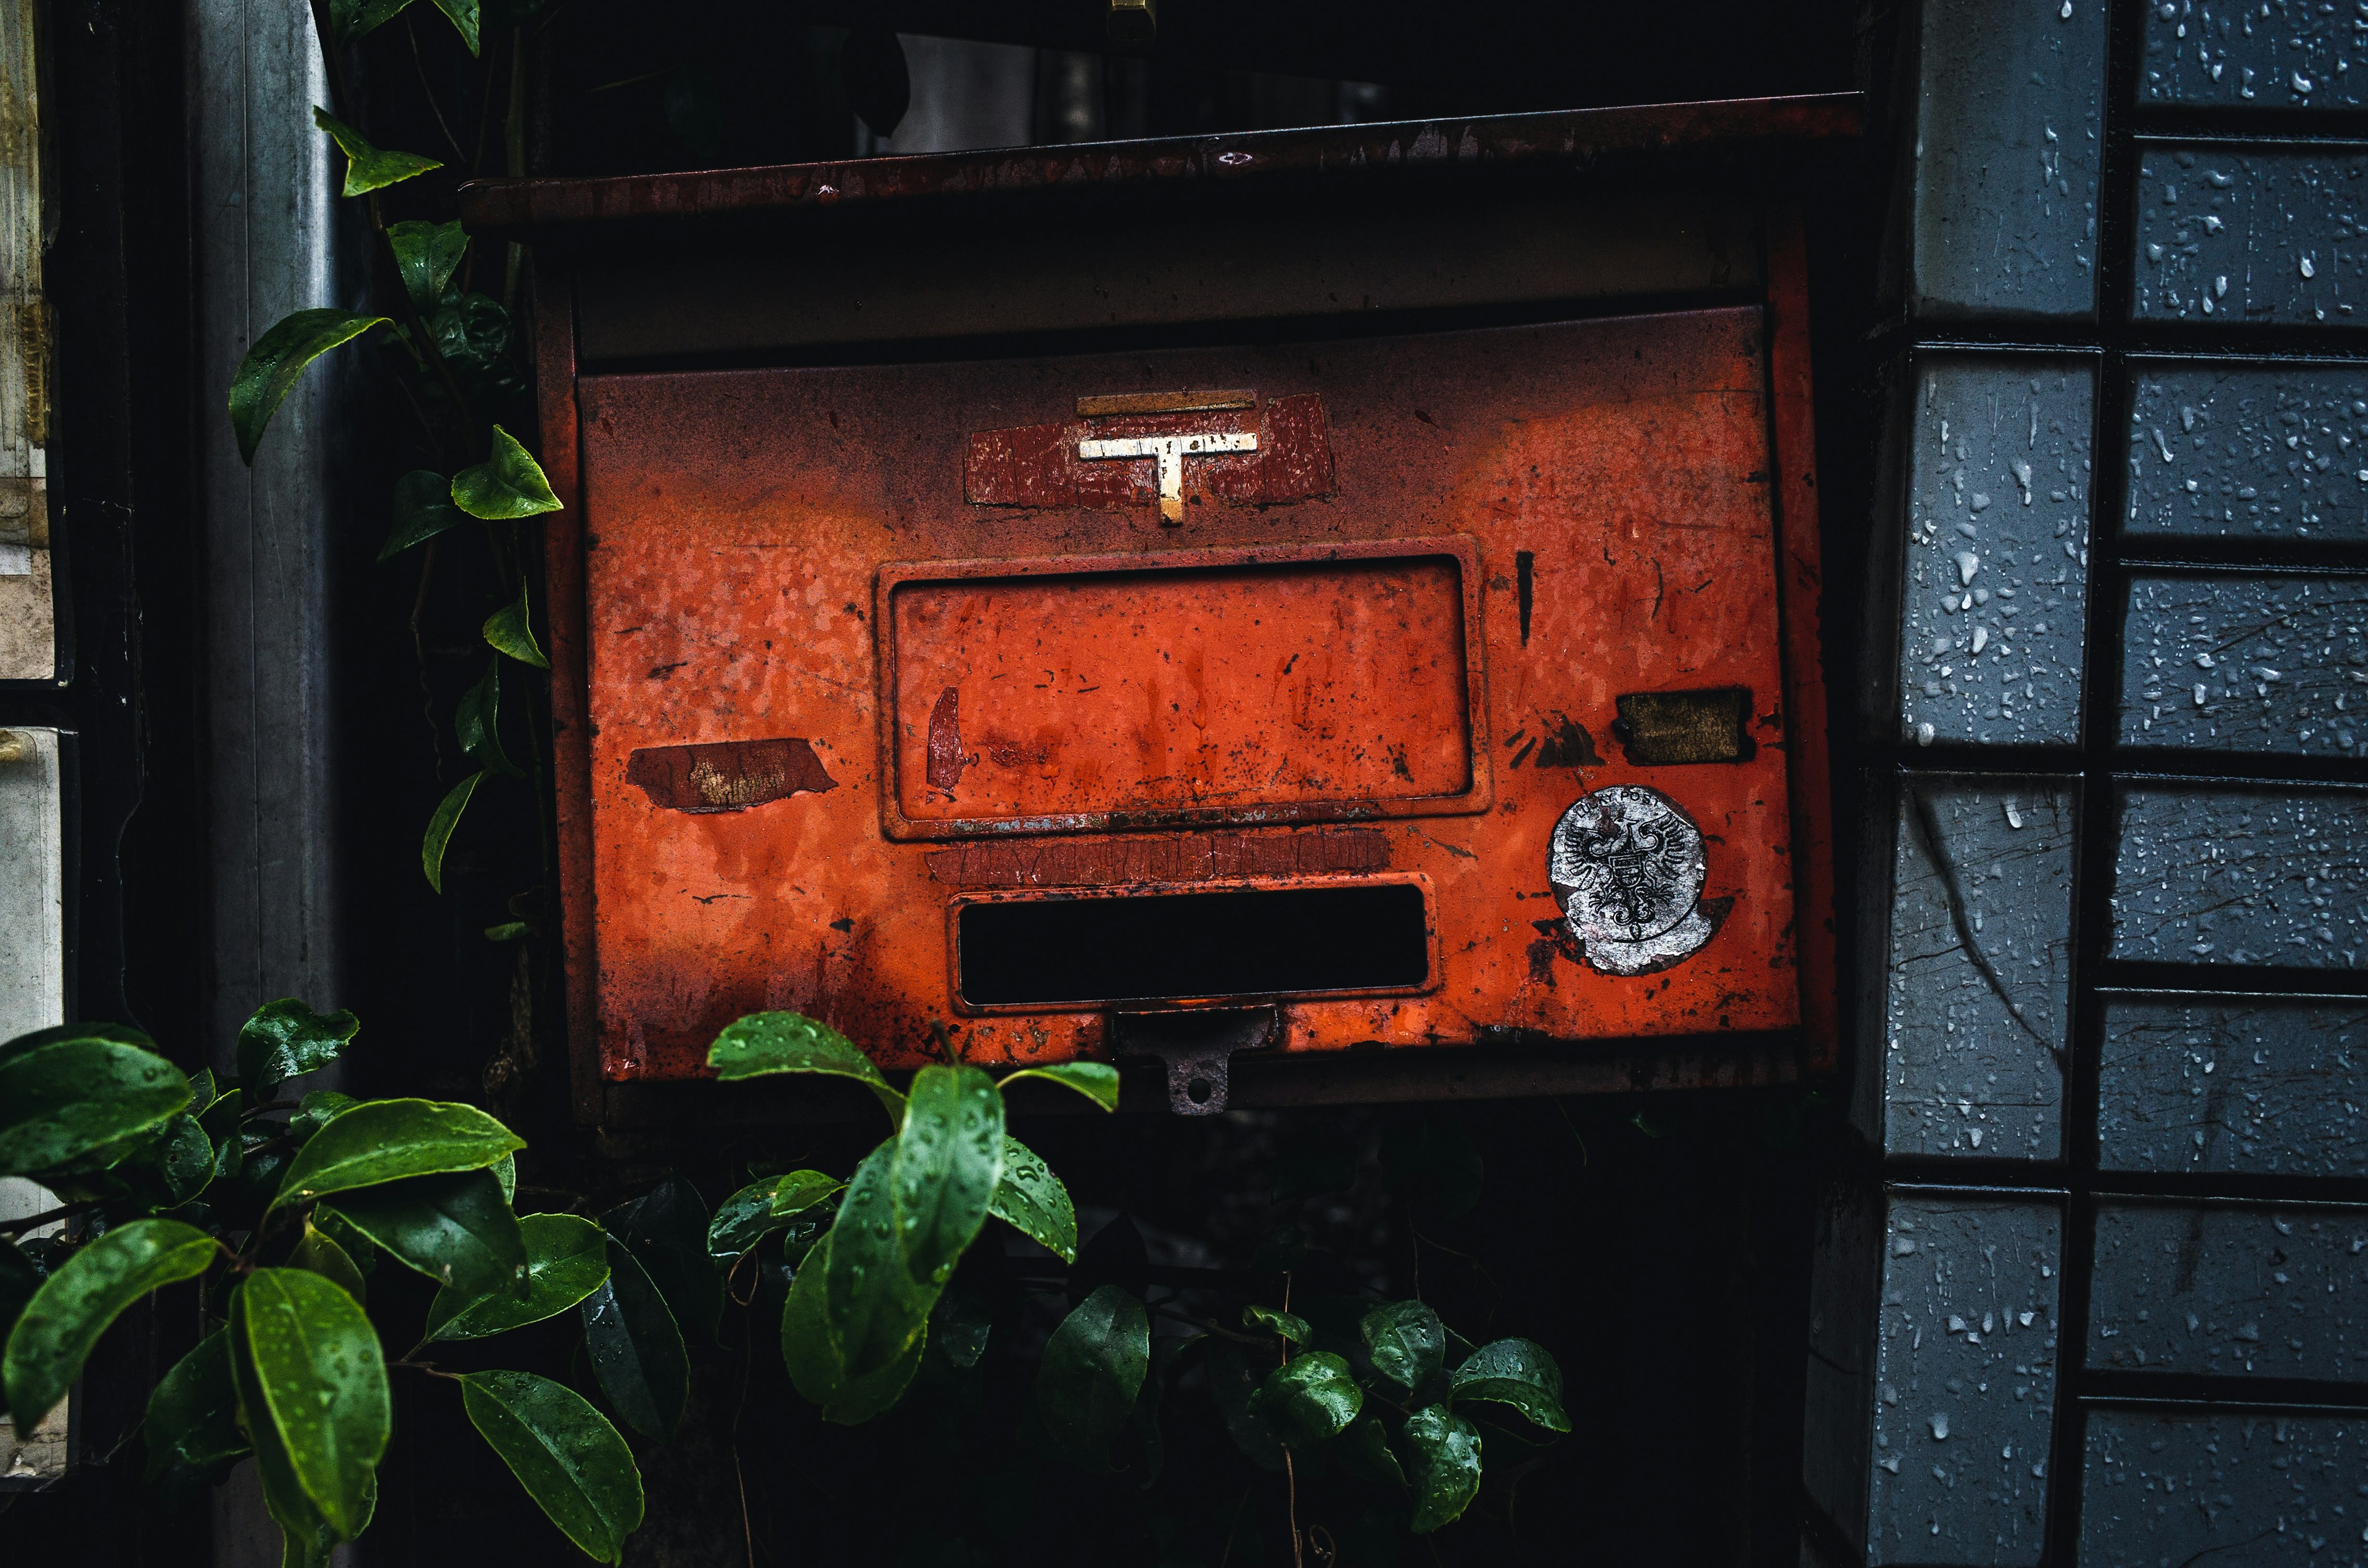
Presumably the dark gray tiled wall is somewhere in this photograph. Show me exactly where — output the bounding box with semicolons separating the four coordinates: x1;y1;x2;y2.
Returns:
1909;0;2105;320
2134;147;2368;327
2081;1410;2368;1566
2141;0;2368;109
1893;356;2095;748
2118;572;2368;756
2089;1198;2368;1381
1873;778;2074;1160
2099;997;2368;1175
2110;786;2368;967
2126;363;2368;541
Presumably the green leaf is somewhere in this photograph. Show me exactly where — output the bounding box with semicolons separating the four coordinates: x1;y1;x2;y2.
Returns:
0;1020;157;1062
930;1281;993;1370
378;469;468;563
1244;1304;1310;1345
1033;1284;1148;1472
766;1169;846;1219
227;1284;340;1563
1361;1299;1447;1395
236;999;360;1101
482;581;549;670
1205;1338;1285;1472
1402;1405;1483;1533
485;921;531;943
271;1097;522;1209
291;1091;357;1141
456;657;524;777
286;1221;368;1304
386;220;468;316
311;107;440;197
428;0;480;54
2;1219;215;1430
227;308;387;465
580;1239;688;1439
985;1135;1075;1263
422;771;487;893
426;1215;607;1342
234;1268;388;1540
707;1180;792;1269
461;1371;642;1564
329;0;413;44
185;1067;221;1114
320;1169;527;1300
155;1113;215;1204
778;1228;926;1424
1449;1337;1569;1433
493;1151;517;1204
1249;1352;1362;1449
453;425;561;520
143;1328;248;1485
1340;1411;1407;1488
812;1143;925;1381
311;1209;376;1278
997;1061;1120;1112
707;1012;904;1127
0;1036;191;1176
602;1176;720;1342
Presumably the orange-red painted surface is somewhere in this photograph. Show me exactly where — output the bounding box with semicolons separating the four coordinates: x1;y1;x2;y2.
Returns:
574;305;1812;1078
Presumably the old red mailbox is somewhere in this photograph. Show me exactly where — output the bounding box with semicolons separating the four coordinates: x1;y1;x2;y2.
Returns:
461;94;1850;1121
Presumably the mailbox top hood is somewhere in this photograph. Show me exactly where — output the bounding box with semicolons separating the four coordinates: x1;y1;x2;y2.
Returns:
456;92;1859;243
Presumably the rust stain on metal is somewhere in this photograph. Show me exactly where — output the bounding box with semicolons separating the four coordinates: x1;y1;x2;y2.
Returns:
926;688;965;792
967;394;1332;512
1534;715;1601;767
1611;688;1754;765
624;738;836;813
927;827;1390;888
1078;389;1255;417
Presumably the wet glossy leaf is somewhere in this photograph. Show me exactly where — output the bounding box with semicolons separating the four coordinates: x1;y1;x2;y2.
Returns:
1;1020;157;1062
312;107;440;197
461;1371;642;1563
320;1169;526;1300
481;582;548;670
227;308;387;465
707;1011;905;1123
1250;1352;1362;1449
707;1180;795;1269
580;1238;688;1438
379;469;467;563
997;1060;1120;1112
1244;1304;1310;1345
422;771;486;893
1402;1405;1482;1532
820;1143;930;1381
602;1176;719;1342
767;1168;845;1218
185;1067;221;1114
456;657;522;776
226;1283;336;1558
430;293;520;408
425;1214;606;1341
143;1328;247;1485
1205;1339;1285;1472
272;1098;522;1208
232;1267;388;1539
931;1281;993;1370
452;425;560;520
2;1219;215;1431
329;0;412;44
386;220;468;316
1034;1284;1148;1472
0;1036;191;1176
155;1113;214;1204
311;1209;376;1278
986;1134;1075;1263
1361;1299;1446;1394
779;1228;925;1425
1449;1337;1569;1433
428;0;479;54
237;999;360;1101
292;1091;357;1141
286;1221;368;1304
1341;1412;1407;1488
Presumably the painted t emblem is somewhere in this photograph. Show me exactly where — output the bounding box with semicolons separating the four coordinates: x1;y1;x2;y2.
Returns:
1077;430;1259;524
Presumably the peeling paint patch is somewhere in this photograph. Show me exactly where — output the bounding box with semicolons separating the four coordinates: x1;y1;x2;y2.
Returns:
626;738;837;813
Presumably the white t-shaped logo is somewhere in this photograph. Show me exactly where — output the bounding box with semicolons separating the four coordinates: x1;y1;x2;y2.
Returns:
1077;429;1259;524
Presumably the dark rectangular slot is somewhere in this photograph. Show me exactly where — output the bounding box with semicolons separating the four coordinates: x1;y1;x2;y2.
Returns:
956;884;1429;1007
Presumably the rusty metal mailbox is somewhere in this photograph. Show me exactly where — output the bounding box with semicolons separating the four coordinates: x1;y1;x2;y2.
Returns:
461;94;1851;1120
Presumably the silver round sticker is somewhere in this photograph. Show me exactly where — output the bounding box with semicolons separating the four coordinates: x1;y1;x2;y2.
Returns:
1547;784;1719;976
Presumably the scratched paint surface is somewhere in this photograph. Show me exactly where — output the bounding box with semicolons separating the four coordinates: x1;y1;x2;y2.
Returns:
576;307;1799;1077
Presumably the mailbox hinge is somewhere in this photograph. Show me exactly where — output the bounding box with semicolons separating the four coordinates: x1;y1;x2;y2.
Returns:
1109;1004;1276;1115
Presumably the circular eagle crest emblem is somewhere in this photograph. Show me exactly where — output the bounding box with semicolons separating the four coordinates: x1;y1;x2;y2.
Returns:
1547;784;1720;975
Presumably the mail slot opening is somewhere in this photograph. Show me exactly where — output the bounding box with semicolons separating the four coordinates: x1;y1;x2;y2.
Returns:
956;882;1430;1006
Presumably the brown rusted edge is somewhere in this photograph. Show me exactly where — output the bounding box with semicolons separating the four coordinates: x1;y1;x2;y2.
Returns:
594;1031;1808;1128
625;737;838;812
532;260;604;1127
870;535;1495;843
457;94;1861;240
926;827;1390;889
1764;197;1840;1073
